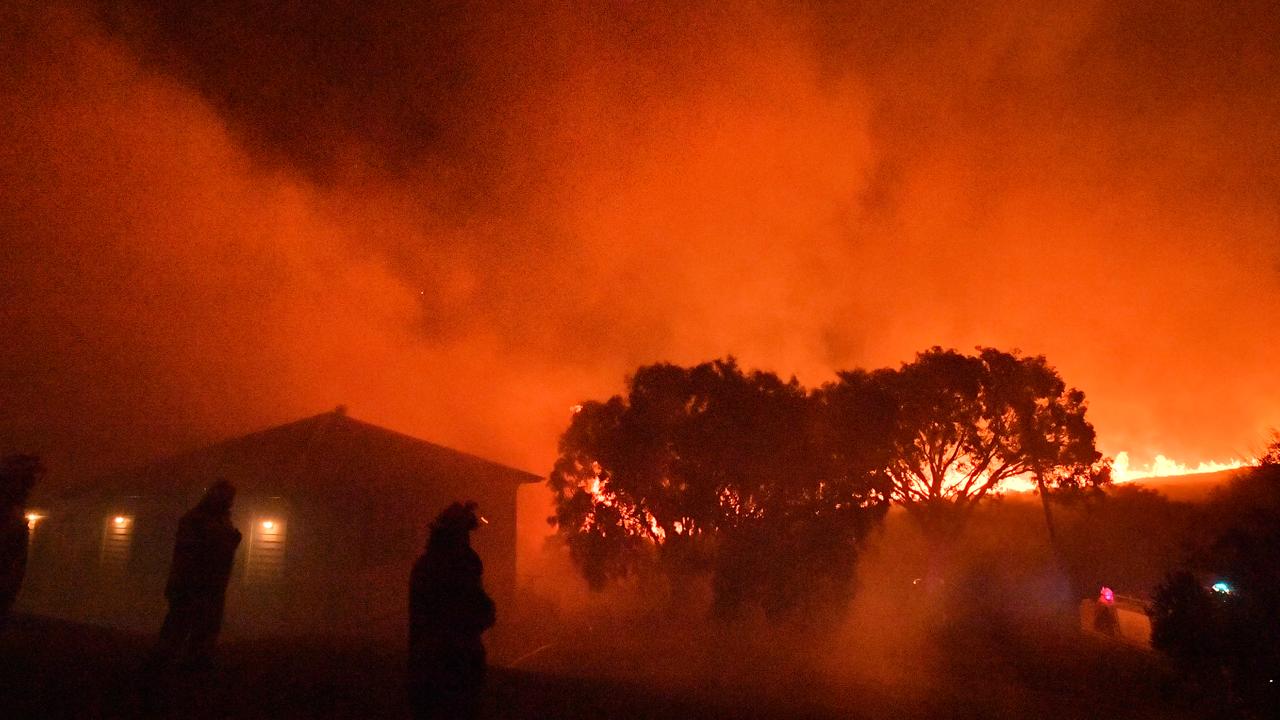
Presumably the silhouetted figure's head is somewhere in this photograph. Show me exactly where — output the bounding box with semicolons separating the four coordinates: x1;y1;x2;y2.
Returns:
197;479;236;516
428;501;482;547
0;454;43;510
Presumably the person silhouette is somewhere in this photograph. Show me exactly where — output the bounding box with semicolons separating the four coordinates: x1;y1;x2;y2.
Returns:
1093;584;1120;636
408;501;495;720
1;454;42;628
148;479;242;670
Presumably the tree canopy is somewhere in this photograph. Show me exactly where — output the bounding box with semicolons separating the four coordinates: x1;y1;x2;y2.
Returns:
821;347;1106;537
548;348;1106;617
548;359;890;618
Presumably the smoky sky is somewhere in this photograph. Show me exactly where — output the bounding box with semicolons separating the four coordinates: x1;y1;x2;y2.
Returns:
2;0;1278;483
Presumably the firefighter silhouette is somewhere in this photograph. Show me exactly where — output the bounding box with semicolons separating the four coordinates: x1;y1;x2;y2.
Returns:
149;479;242;670
408;501;495;720
1093;585;1120;636
1;454;42;627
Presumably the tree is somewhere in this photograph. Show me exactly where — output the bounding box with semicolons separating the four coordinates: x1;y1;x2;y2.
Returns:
828;347;1107;545
548;348;1105;615
548;359;890;620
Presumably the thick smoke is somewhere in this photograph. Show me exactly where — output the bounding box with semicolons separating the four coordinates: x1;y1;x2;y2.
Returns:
2;0;1279;491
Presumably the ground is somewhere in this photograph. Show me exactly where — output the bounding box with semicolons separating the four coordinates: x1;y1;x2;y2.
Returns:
1;613;1212;719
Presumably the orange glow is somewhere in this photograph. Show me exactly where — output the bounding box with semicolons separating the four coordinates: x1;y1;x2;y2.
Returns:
1111;452;1253;483
113;516;129;526
576;462;666;543
25;512;44;530
261;520;276;530
717;488;761;522
1;1;1277;504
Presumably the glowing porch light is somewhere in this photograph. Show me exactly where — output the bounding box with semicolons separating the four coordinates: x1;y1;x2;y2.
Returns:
246;517;287;583
25;512;44;530
101;514;134;570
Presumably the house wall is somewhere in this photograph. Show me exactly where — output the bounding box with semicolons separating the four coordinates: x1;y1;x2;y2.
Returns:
18;485;524;640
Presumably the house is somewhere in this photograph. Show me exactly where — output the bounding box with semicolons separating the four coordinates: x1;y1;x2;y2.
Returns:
20;408;539;638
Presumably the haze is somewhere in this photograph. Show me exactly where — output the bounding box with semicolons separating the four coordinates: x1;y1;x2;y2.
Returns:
3;0;1278;483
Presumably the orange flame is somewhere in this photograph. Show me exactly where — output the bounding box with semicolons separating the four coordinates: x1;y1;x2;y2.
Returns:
1111;451;1253;483
577;462;666;542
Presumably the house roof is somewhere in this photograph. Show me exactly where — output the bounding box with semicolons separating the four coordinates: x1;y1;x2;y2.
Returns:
83;409;541;502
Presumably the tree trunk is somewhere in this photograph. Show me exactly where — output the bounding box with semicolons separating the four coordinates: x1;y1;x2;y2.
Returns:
1035;473;1077;620
1035;473;1058;547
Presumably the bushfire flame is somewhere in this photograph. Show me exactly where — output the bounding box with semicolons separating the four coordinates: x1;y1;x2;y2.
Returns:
579;462;666;542
1111;451;1253;483
572;450;1257;532
573;463;765;543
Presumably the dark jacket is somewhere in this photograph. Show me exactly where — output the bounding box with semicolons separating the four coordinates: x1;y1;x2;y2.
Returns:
409;531;495;662
0;513;27;616
165;507;241;601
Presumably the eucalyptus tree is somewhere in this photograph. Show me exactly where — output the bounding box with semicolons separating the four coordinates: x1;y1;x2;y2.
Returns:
549;359;889;619
824;347;1107;551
